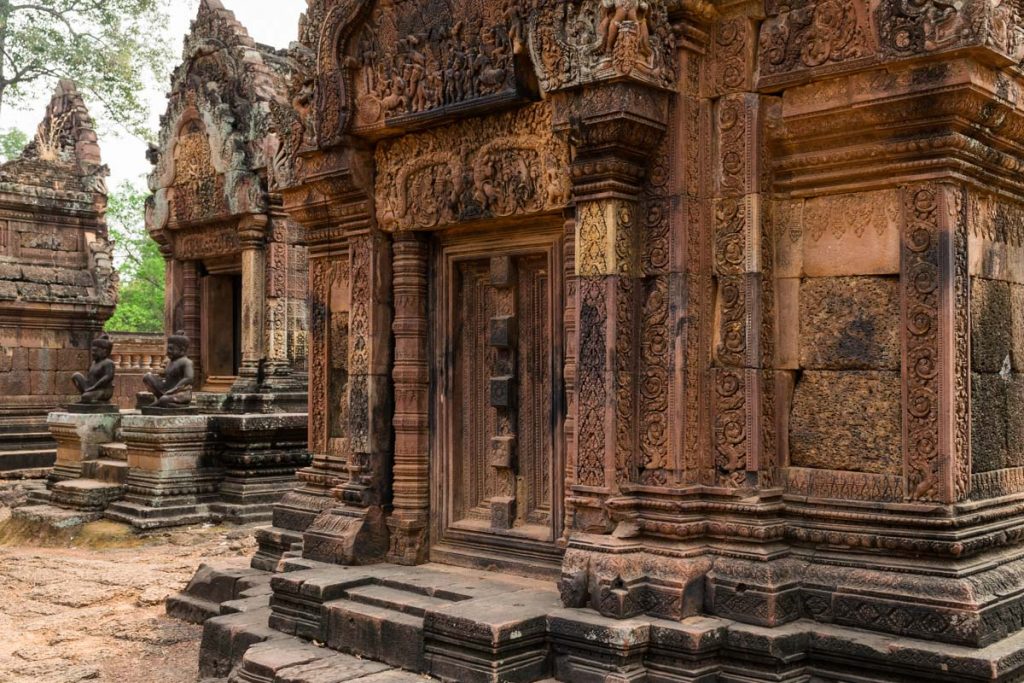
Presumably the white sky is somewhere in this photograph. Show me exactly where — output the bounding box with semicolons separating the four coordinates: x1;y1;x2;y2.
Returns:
3;0;308;188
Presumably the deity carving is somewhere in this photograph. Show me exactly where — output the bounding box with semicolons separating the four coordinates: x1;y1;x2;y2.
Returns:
72;335;116;405
350;1;518;129
142;331;196;409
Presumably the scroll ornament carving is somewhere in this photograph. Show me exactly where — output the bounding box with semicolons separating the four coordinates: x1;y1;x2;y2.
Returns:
375;104;570;232
528;0;677;92
715;369;748;488
902;184;943;502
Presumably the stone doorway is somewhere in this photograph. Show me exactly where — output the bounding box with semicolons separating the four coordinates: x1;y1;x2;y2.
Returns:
430;225;564;575
200;269;242;392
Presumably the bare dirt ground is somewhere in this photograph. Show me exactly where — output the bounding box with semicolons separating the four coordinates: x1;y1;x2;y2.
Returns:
0;492;257;683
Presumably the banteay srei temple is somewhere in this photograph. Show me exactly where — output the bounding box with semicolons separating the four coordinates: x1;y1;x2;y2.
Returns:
14;0;1024;681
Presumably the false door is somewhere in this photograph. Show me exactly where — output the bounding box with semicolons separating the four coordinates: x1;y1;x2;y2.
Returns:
432;228;563;572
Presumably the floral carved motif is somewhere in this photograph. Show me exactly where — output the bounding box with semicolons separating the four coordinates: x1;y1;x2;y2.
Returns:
173;226;241;261
577;278;608;488
375;104;569;232
759;0;874;84
901;184;944;502
714;369;748;488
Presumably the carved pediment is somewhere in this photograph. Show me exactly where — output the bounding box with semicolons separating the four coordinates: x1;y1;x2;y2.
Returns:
312;0;534;144
168;119;228;226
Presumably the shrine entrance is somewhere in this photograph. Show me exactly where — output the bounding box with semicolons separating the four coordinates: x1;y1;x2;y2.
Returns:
430;224;564;574
199;264;242;392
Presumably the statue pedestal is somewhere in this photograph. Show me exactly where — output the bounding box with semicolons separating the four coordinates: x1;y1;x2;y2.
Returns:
46;410;121;485
208;413;311;525
104;413;222;529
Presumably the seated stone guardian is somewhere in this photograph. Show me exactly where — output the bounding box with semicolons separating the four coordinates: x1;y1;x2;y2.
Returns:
143;331;195;409
72;334;116;405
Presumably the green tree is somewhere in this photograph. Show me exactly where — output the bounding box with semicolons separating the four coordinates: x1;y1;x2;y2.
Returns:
0;0;172;137
105;180;165;333
0;126;26;161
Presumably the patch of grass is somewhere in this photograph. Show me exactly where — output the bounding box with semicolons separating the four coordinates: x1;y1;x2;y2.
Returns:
0;515;146;549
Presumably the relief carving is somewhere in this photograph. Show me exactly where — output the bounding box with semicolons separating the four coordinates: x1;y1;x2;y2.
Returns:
901;184;944;502
375;104;569;232
577;278;608;488
349;0;519;129
759;0;874;83
528;0;677;92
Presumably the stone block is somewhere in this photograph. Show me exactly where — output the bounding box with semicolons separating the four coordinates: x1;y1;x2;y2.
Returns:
776;278;799;369
1012;284;1024;372
1009;375;1024;469
30;370;54;395
0;370;31;395
17;282;48;298
790;371;901;475
973;277;1013;373
799;276;899;370
28;347;56;371
973;372;1009;473
801;190;901;277
0;280;17;299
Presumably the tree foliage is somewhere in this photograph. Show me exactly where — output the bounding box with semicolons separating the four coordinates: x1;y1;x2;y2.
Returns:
0;125;25;161
0;0;172;138
105;180;165;333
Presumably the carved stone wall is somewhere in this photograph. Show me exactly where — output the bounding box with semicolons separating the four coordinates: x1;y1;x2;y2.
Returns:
0;81;116;473
226;0;1024;679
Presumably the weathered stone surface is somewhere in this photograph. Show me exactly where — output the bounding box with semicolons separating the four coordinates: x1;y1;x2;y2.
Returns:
790;371;902;474
799;276;900;370
0;81;116;475
973;277;1013;374
974;372;1010;473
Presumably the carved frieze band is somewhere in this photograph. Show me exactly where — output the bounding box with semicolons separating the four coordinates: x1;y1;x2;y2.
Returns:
758;0;1024;88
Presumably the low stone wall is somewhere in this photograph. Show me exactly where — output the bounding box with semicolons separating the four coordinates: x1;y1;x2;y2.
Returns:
108;333;164;410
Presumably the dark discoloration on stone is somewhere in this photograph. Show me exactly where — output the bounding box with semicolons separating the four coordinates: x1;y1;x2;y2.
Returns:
790;371;902;474
973;276;1013;374
799;276;900;370
973;372;1010;473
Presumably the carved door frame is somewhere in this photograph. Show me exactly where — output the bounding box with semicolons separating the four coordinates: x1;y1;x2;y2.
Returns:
428;218;566;576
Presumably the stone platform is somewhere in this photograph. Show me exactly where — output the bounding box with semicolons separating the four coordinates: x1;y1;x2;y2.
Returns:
170;561;1024;683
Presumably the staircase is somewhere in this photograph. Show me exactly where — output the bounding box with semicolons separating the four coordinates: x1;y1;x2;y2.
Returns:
186;560;560;683
0;424;56;474
49;441;129;511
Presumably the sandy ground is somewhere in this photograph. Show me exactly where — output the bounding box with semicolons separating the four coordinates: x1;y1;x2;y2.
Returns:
0;497;257;683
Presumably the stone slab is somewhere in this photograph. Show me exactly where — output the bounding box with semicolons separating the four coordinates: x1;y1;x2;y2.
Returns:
799;276;900;370
789;371;902;475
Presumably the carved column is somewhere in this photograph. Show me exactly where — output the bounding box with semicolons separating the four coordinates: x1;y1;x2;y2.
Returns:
182;259;202;385
302;228;393;565
387;232;430;565
261;198;302;393
234;214;268;393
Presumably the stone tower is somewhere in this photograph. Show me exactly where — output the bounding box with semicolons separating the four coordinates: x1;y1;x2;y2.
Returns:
0;80;116;474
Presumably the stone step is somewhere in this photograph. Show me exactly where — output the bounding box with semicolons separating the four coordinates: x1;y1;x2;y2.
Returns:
168;561;274;625
98;442;127;460
81;458;129;484
323;598;426;673
230;638;426;683
50;478;124;511
342;583;455;617
0;447;56;472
